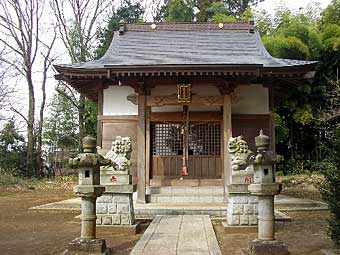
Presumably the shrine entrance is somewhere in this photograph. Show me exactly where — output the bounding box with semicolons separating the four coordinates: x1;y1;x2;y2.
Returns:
150;119;222;179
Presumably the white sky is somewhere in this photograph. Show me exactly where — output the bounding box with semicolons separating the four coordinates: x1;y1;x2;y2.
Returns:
257;0;331;13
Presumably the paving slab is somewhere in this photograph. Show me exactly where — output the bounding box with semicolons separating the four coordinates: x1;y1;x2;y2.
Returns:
129;215;222;255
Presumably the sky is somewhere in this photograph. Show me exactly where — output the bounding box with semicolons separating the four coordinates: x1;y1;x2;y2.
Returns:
257;0;332;13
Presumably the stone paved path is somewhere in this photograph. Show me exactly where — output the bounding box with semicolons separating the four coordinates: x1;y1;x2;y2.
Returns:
130;215;222;255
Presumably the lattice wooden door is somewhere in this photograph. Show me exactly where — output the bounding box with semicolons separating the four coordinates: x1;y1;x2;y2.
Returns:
151;122;222;178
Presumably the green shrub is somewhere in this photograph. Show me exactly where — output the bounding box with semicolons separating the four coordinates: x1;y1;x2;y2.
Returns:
318;161;340;247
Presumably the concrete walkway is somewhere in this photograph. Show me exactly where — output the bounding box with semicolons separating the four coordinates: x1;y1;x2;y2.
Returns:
130;215;222;255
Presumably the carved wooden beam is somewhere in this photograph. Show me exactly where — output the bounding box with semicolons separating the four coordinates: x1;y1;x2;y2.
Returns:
146;94;225;106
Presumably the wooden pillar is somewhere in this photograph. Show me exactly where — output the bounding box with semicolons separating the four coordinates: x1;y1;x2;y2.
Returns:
96;83;104;147
223;94;232;191
268;86;276;152
145;106;151;186
137;94;147;203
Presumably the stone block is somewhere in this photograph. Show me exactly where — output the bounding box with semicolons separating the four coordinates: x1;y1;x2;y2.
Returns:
112;214;121;225
108;204;117;214
249;196;258;204
112;195;129;203
103;216;112;225
227;214;240;225
121;214;131;225
97;194;112;203
96;203;108;214
249;215;258;225
65;238;111;255
247;240;289;255
232;205;244;215
254;205;258;215
245;205;254;215
240;215;249;225
117;203;130;214
229;196;248;204
96;216;102;225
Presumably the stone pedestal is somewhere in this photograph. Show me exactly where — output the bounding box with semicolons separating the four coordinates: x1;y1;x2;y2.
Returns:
97;169;139;233
226;190;258;226
96;185;137;229
244;240;289;255
63;238;111;255
226;172;258;226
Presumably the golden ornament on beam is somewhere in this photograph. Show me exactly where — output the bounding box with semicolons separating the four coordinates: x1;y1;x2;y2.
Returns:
177;84;191;104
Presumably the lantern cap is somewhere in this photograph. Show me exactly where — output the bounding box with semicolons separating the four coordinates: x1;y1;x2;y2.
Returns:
82;136;96;152
255;130;270;150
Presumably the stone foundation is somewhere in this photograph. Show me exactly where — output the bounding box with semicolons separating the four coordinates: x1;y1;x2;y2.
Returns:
63;238;112;255
96;193;135;225
244;240;289;255
227;193;258;226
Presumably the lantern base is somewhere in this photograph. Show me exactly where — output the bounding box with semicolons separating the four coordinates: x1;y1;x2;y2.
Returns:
63;238;112;255
244;239;289;255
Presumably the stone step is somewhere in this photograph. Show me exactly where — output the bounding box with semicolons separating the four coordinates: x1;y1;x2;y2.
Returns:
134;203;226;218
147;186;224;195
149;194;225;203
150;178;222;187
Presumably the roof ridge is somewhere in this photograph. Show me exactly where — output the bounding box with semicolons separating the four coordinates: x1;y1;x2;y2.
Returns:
122;21;255;33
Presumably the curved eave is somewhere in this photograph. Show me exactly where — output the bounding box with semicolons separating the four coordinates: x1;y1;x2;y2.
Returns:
54;62;317;79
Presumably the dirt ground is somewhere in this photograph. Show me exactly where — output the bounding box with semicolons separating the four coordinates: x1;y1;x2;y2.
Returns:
214;210;336;255
0;189;144;255
0;188;337;255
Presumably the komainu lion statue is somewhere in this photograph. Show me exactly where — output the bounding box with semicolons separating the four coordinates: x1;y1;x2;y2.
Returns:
228;136;254;172
103;136;132;172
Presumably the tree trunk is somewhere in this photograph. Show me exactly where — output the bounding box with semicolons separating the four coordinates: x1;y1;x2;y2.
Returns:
78;94;86;151
27;78;35;177
36;75;47;177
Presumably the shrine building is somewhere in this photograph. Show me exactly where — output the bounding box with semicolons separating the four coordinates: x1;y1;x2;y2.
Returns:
54;21;316;203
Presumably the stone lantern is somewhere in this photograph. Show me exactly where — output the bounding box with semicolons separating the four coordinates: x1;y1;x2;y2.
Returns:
246;130;288;255
64;136;112;255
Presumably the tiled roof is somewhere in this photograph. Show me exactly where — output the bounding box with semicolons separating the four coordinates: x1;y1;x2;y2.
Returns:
56;22;316;70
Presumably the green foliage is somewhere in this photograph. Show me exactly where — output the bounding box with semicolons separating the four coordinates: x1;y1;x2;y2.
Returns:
44;92;79;151
317;161;340;247
205;1;230;21
321;0;340;26
224;0;263;19
292;104;314;125
0;121;26;176
241;7;254;21
322;24;340;51
95;0;144;59
210;13;236;22
255;9;273;36
84;100;97;138
164;0;195;22
196;0;220;22
263;35;310;60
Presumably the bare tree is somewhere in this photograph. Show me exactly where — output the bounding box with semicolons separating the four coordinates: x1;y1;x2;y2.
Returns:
51;0;112;147
0;60;15;121
0;0;56;176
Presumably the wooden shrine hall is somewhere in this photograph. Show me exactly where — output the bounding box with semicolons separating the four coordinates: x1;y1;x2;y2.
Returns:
54;21;316;203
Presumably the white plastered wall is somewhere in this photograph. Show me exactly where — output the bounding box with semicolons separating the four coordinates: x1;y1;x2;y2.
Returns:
232;85;269;114
103;86;138;115
102;84;269;115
